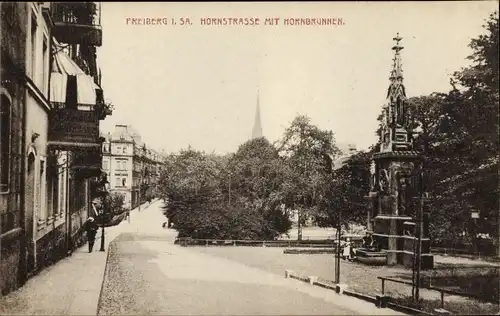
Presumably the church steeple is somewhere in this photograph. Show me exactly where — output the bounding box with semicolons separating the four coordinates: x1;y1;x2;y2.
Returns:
252;90;263;139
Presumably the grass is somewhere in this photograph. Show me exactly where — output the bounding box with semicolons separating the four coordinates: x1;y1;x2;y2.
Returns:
193;246;500;315
391;296;500;315
395;265;499;303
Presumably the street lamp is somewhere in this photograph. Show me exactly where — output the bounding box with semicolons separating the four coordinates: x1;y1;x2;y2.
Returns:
335;198;343;284
471;209;480;255
97;174;109;252
99;205;106;252
228;171;232;207
330;149;357;285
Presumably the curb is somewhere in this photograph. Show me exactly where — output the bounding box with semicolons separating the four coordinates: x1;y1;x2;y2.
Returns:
283;248;337;254
284;269;434;316
95;242;113;315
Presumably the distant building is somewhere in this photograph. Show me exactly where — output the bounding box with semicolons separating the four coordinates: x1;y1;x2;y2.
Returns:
333;143;358;171
102;125;164;209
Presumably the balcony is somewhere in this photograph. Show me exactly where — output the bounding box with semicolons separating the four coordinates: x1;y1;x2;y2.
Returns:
48;106;100;148
71;145;103;178
51;2;102;47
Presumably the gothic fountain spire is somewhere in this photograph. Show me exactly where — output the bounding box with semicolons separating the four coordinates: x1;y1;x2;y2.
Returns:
380;33;411;153
387;33;406;103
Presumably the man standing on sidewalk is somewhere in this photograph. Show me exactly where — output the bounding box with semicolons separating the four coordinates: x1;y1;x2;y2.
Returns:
85;217;98;252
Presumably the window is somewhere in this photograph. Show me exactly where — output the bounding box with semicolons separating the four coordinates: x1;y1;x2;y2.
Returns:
30;13;37;78
0;94;11;193
39;160;45;220
122;178;127;187
58;168;65;217
103;160;108;170
116;146;121;153
47;155;58;219
42;35;48;93
123;147;127;154
116;160;127;171
115;177;121;187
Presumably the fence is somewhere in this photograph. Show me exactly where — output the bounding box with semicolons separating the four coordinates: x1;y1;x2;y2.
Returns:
431;239;498;258
431;246;499;261
377;276;488;310
175;237;338;248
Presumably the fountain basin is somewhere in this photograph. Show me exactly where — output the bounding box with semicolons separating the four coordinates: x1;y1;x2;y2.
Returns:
355;248;388;266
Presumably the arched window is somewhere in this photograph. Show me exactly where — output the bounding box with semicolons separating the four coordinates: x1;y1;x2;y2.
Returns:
0;93;12;193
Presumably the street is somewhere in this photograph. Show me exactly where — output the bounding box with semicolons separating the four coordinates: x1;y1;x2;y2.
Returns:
97;201;402;315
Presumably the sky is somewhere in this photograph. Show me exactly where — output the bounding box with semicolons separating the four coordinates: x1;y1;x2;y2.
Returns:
98;1;498;155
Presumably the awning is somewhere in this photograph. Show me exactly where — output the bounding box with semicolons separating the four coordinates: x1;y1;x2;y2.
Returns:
50;39;101;105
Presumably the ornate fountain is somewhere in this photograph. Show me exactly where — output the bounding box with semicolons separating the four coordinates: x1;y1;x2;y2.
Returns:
358;34;434;269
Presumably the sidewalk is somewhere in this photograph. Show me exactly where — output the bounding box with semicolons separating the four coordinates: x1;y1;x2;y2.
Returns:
0;199;162;315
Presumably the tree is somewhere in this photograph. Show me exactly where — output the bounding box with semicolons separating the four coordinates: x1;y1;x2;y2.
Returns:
159;145;291;240
159;148;223;229
433;11;499;242
398;12;499;244
314;150;372;230
277;115;341;239
227;137;292;239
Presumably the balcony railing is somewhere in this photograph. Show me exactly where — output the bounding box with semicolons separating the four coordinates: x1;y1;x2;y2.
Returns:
51;2;101;26
51;2;102;47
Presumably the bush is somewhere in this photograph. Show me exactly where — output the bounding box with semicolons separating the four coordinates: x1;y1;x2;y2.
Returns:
104;192;127;215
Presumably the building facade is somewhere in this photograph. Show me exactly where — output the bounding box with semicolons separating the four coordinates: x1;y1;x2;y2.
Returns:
0;2;28;295
0;2;111;296
102;125;164;210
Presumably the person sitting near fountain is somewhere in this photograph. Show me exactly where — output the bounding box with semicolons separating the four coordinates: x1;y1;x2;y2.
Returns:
362;232;374;249
348;240;357;261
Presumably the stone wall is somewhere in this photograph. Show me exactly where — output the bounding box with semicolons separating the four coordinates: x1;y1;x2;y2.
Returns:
0;229;21;295
34;224;67;272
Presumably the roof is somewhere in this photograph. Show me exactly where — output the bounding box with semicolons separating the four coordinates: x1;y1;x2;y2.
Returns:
333;150;359;171
110;124;143;144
